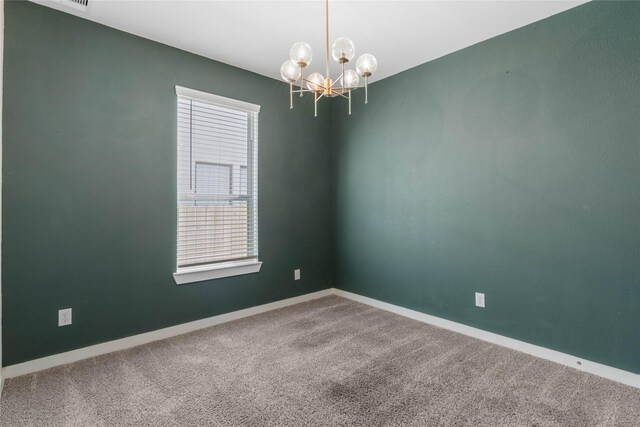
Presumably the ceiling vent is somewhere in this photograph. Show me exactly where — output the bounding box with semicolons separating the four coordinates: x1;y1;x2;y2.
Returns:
61;0;88;12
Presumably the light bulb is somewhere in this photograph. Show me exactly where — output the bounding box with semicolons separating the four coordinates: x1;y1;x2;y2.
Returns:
356;54;377;77
343;69;359;89
306;72;325;93
280;60;301;82
290;42;313;67
331;37;355;64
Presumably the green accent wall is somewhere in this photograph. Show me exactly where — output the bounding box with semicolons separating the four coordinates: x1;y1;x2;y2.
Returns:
333;1;640;373
2;1;333;366
3;0;639;375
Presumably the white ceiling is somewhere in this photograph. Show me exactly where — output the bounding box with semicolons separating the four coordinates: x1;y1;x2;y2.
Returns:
34;0;588;83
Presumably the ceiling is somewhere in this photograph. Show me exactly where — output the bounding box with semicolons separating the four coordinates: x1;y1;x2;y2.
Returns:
33;0;588;84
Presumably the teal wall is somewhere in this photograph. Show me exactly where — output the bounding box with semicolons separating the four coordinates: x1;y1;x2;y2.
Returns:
3;1;639;374
2;1;333;366
333;1;640;373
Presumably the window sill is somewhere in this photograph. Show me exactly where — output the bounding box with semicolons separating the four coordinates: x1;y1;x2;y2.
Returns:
173;260;262;285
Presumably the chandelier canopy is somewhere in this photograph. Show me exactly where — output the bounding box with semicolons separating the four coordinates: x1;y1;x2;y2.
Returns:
280;0;378;117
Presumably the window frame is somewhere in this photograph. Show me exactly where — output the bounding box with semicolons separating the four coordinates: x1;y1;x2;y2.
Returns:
172;86;262;285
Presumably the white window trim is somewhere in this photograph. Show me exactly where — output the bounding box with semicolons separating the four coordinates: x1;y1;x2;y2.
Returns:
173;85;261;285
175;86;260;113
173;260;263;285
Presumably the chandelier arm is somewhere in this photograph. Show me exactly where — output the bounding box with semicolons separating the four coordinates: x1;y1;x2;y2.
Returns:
314;92;328;116
335;84;369;93
299;68;304;97
330;86;348;97
330;74;344;89
365;75;368;104
345;84;370;91
332;86;357;96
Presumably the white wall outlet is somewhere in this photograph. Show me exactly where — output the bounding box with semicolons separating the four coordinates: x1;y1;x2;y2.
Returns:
58;308;72;326
294;269;301;280
475;292;485;308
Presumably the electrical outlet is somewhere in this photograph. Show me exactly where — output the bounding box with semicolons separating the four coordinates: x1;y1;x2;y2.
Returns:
475;292;485;308
294;269;301;280
58;308;72;326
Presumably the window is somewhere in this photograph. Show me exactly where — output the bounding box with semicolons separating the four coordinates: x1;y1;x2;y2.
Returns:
240;166;248;196
173;86;261;284
195;162;232;197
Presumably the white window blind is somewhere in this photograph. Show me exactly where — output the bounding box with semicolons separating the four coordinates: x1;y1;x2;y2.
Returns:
176;87;259;270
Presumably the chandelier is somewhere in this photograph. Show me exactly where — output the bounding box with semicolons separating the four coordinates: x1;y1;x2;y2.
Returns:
279;0;378;117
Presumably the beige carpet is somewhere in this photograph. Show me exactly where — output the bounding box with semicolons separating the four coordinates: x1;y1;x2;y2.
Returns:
1;296;639;426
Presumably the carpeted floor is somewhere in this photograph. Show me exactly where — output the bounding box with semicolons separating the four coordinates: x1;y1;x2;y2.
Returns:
1;296;639;426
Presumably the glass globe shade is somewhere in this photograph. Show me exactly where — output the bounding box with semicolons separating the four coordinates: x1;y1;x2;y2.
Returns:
331;37;355;64
290;42;313;67
343;69;360;89
356;54;377;77
306;72;325;93
280;60;301;82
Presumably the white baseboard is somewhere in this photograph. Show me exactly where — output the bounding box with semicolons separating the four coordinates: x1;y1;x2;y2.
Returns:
3;287;637;390
1;289;333;379
334;289;639;389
